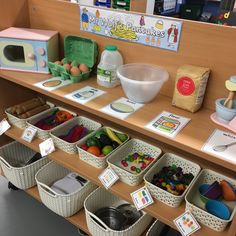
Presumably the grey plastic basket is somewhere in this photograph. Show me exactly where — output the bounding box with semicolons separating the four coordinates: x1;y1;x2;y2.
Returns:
35;161;97;217
0;141;49;189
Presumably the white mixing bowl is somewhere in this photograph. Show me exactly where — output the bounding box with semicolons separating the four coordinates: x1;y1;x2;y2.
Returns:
117;63;169;103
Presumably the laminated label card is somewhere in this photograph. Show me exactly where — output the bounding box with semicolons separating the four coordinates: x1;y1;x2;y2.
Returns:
174;211;201;236
65;86;106;104
101;97;144;120
99;168;119;189
21;126;37;143
0;119;11;135
34;77;72;91
131;186;154;211
39;138;55;157
202;129;236;165
145;111;190;138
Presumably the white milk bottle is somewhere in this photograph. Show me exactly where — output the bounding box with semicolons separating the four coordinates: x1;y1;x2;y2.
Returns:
97;45;123;88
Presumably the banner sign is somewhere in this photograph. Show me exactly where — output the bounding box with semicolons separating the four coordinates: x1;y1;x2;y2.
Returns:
80;6;182;51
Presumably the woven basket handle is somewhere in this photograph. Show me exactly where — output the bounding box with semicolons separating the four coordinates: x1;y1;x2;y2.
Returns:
0;157;12;169
89;212;109;231
38;182;58;198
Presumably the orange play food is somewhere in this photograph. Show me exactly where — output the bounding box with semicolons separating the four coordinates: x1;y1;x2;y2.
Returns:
220;180;236;201
87;146;101;156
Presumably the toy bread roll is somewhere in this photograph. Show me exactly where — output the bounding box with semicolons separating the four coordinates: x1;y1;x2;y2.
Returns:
15;98;41;109
19;104;50;119
16;98;46;115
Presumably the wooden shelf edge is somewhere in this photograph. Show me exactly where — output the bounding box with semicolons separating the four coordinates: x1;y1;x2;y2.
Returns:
3;126;234;236
0;173;90;235
0;70;235;172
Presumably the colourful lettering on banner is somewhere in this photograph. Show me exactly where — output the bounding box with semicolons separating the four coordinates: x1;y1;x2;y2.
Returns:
80;5;182;52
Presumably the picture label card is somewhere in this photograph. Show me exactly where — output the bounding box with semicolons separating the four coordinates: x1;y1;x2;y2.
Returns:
101;97;144;120
0;119;11;136
39;138;55;157
21;126;37;143
65;86;106;104
145;111;190;138
131;186;154;211
99;167;119;189
202;129;236;165
174;211;201;236
34;77;72;91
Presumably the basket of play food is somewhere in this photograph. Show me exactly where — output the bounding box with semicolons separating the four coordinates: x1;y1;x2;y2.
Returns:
48;35;98;83
0;141;49;189
107;139;162;186
84;187;153;236
185;169;236;232
144;153;201;207
77;127;129;169
35;161;97;217
50;116;102;154
26;107;76;140
5;98;54;129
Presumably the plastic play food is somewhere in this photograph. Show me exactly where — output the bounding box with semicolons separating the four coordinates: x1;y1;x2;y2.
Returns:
102;145;113;155
63;63;71;72
42;80;62;87
87;146;101;156
199;184;210;203
59;125;89;143
120;152;155;175
220;180;236;201
110;103;134;113
34;109;74;130
151;165;194;196
202;181;222;200
79;64;89;73
80;128;128;158
70;66;81;76
117;63;169;103
206;200;230;220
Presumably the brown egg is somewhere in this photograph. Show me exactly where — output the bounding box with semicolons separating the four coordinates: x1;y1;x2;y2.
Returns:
70;66;81;76
63;63;71;72
54;61;62;65
79;64;89;73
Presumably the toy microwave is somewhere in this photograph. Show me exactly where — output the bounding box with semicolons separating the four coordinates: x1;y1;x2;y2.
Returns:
0;27;59;73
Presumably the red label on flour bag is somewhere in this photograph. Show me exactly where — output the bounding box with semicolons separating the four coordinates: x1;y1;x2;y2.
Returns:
177;77;195;96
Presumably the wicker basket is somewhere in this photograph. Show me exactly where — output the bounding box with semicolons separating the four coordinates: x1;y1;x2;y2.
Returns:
144;153;201;208
107;139;162;186
35;161;97;217
185;169;236;232
0;141;49;189
146;220;167;236
77;127;129;169
50;116;102;154
84;187;153;236
26;107;77;140
5;101;54;129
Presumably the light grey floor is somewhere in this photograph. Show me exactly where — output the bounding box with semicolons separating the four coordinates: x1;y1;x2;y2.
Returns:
0;176;81;236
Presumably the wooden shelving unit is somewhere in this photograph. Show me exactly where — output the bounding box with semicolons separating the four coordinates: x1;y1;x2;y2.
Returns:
3;119;233;236
0;1;235;235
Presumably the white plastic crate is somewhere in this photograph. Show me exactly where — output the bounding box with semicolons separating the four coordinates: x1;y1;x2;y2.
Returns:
50;116;102;154
185;169;236;232
77;127;129;169
27;107;77;140
0;141;49;189
35;161;97;217
144;153;201;208
5;101;54;129
84;187;153;236
107;138;162;186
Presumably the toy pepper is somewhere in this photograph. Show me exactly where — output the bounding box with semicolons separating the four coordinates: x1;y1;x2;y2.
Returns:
34;109;74;130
